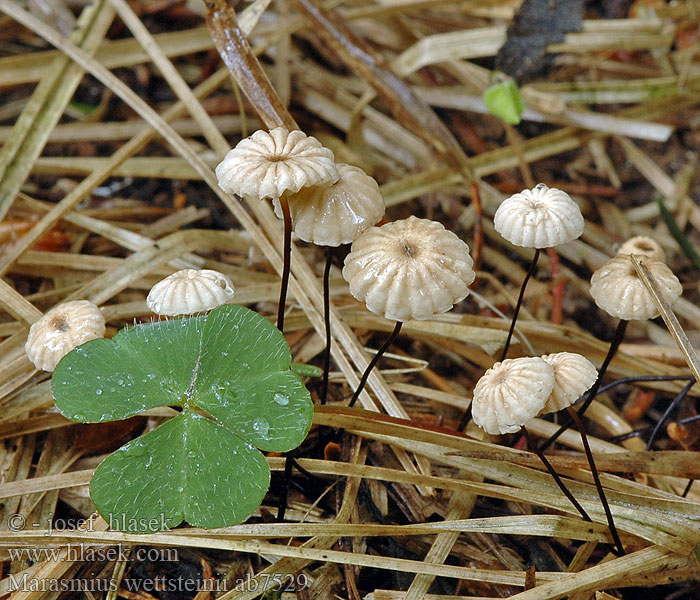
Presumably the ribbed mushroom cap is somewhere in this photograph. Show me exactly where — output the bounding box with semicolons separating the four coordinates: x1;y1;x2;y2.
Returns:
25;300;105;372
589;255;682;321
494;183;584;248
147;269;235;316
539;352;598;414
342;216;475;322
618;236;666;263
272;163;385;246
215;127;338;201
472;357;555;435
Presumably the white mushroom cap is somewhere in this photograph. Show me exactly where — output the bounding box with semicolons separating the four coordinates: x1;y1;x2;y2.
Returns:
589;255;682;321
25;300;105;372
539;352;598;414
147;269;235;316
494;183;584;248
342;216;475;322
215;127;338;201
272;163;385;246
617;236;666;263
472;357;555;435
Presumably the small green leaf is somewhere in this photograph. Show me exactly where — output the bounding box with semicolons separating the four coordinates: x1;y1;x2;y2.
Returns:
291;362;322;378
91;410;270;531
52;304;313;531
483;78;525;125
68;100;99;116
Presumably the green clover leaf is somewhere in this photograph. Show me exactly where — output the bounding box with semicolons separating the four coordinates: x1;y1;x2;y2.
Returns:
52;305;313;532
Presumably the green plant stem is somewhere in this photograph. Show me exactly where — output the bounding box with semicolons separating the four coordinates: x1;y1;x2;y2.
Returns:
541;319;628;451
348;321;403;408
277;194;292;332
521;426;592;523
565;406;625;556
500;248;540;362
320;247;333;405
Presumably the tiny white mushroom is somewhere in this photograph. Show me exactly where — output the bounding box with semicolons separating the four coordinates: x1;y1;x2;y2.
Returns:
494;183;584;249
343;216;475;407
589;254;682;321
617;235;666;263
492;183;585;361
472;357;555;435
538;350;625;554
540;352;598;414
25;300;105;371
215;127;338;333
273;163;385;247
215;127;338;202
342;216;475;322
147;269;235;316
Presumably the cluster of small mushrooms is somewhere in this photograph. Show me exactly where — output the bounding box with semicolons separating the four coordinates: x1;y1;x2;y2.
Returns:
26;127;685;549
214;127;477;405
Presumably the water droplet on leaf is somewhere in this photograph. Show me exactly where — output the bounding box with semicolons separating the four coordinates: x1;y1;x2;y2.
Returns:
252;418;270;438
273;393;289;406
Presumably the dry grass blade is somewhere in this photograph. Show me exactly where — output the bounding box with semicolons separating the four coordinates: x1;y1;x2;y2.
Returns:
631;256;700;385
0;0;114;221
291;0;474;178
108;0;229;156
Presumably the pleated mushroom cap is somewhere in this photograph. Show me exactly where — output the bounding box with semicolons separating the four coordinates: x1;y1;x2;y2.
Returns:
342;216;475;322
618;236;666;263
589;255;682;321
25;300;106;372
540;352;598;414
147;269;235;316
472;357;555;435
494;183;584;248
215;127;338;201
273;163;385;246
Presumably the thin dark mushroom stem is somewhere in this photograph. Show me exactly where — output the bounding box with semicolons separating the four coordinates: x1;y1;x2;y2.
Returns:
597;374;695;396
320;247;333;405
521;426;592;524
646;378;696;450
277;458;327;521
348;321;403;408
277;195;293;332
565;406;625;557
541;319;628;451
456;405;472;433
682;480;695;498
276;449;295;521
500;248;540;361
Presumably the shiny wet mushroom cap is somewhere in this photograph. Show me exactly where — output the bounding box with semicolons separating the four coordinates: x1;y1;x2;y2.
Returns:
147;269;235;316
215;127;338;201
25;300;106;372
342;216;475;322
589;254;682;321
539;352;598;414
273;163;384;246
494;183;584;249
472;357;555;435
